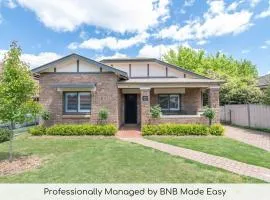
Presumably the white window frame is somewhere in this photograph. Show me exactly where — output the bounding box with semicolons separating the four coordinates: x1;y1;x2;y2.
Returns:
169;95;180;111
158;94;180;111
64;92;91;113
65;92;78;113
78;92;91;113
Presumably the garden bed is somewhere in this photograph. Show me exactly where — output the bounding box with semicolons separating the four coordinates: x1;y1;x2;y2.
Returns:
0;156;42;176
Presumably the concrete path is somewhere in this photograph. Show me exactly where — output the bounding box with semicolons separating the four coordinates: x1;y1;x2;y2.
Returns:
119;137;270;182
224;126;270;151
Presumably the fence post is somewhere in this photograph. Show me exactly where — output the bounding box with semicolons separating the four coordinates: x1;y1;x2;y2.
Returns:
229;109;232;124
247;104;251;128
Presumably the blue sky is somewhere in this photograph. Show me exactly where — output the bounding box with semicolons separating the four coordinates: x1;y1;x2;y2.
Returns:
0;0;269;75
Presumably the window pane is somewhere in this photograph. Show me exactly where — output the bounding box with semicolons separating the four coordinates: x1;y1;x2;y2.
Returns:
65;93;78;112
159;95;169;110
170;95;179;110
79;92;91;112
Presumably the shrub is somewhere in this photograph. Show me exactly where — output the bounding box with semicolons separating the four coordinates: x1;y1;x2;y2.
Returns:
209;124;225;136
29;125;46;136
150;105;162;118
142;124;225;136
46;124;117;136
41;110;50;121
0;128;12;143
98;108;109;124
202;106;215;126
142;124;210;136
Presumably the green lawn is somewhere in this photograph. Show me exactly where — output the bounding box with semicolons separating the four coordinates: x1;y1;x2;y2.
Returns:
0;134;262;183
147;136;270;169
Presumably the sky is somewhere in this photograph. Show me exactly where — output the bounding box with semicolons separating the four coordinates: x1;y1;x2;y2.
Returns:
0;0;269;75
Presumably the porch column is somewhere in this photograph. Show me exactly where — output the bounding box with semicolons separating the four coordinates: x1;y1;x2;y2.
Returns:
209;86;220;123
140;88;151;127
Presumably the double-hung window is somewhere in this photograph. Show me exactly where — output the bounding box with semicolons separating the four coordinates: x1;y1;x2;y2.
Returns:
158;94;181;114
64;92;91;114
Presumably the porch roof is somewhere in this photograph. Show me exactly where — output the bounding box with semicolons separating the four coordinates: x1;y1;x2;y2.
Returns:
117;78;224;88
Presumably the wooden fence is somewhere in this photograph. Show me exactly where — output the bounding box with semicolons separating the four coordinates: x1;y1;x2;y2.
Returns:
220;104;270;129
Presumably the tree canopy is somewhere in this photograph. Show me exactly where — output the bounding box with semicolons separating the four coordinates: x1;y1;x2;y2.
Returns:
163;47;262;105
0;42;42;161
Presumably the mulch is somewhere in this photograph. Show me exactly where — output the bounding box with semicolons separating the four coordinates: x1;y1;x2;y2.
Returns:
0;156;42;176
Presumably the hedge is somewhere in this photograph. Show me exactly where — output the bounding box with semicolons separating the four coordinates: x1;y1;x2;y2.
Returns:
29;125;46;136
29;124;117;136
142;124;224;136
0;128;12;143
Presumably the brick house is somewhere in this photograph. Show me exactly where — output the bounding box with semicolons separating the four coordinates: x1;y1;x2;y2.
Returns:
32;53;223;128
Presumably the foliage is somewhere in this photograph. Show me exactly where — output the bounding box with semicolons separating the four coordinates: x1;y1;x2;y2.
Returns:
163;47;263;105
0;128;12;143
43;124;117;136
262;86;270;105
98;108;109;124
202;106;216;126
0;42;40;161
142;124;224;136
29;125;46;136
208;124;225;136
23;101;43;124
150;105;162;118
41;110;50;121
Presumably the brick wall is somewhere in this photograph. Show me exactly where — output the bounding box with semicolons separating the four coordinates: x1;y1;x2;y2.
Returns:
39;73;120;127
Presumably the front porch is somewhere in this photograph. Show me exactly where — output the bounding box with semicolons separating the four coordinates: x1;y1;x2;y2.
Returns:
118;83;220;127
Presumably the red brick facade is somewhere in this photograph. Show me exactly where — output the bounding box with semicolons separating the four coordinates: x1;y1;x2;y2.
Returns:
39;73;120;127
39;73;220;128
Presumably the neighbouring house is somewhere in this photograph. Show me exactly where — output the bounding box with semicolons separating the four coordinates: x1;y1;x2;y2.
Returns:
32;53;223;128
258;74;270;90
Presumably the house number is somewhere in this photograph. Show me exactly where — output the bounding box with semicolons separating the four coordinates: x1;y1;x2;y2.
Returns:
142;96;148;101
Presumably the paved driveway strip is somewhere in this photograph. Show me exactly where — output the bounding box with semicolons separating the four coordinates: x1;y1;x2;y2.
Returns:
119;137;270;182
224;126;270;151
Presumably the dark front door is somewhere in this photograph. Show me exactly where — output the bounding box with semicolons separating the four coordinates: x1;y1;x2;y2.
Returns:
125;94;137;124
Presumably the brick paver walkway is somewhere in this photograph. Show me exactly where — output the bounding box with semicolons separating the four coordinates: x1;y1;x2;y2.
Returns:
120;137;270;182
225;126;270;151
116;125;142;138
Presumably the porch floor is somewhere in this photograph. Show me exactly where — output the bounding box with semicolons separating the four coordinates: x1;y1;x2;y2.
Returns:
116;125;142;138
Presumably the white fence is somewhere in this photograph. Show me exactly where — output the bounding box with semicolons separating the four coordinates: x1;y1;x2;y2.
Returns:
220;104;270;129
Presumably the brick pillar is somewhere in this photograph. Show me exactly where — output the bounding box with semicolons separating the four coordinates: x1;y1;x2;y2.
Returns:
209;87;220;123
140;88;151;127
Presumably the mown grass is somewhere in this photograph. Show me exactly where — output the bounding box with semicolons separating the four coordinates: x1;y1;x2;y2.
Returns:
0;134;263;183
147;136;270;169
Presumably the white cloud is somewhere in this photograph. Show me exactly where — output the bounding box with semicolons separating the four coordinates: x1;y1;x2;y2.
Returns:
138;43;192;58
0;50;61;68
79;30;88;40
69;32;149;51
250;0;261;7
260;40;270;49
260;45;268;49
184;0;195;7
196;40;208;45
0;0;17;8
256;0;270;18
14;0;170;33
241;49;250;54
0;13;2;24
96;52;127;61
266;40;270;45
158;1;253;42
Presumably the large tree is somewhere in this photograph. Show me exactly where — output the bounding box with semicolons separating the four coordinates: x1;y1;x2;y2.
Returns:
0;42;42;162
163;47;262;105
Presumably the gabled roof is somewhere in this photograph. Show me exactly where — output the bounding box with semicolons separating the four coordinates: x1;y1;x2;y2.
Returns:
100;58;210;79
31;53;128;79
258;74;270;88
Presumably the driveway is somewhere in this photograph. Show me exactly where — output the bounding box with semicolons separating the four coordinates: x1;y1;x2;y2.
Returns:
224;125;270;151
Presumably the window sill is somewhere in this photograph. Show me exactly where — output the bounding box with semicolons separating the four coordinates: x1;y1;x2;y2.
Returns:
161;114;201;118
62;115;91;119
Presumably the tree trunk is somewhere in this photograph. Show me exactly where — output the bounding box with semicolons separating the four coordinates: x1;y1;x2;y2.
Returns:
8;121;15;163
209;119;212;126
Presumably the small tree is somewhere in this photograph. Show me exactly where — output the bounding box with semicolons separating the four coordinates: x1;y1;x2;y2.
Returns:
202;106;216;126
0;42;40;162
98;108;109;124
263;86;270;105
150;105;162;118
